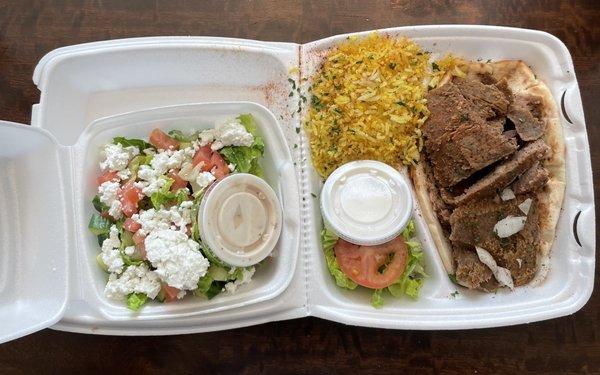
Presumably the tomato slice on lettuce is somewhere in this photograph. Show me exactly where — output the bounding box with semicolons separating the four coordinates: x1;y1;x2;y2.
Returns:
149;128;179;151
334;236;408;289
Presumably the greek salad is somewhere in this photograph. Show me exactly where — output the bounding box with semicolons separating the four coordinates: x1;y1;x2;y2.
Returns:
89;114;266;311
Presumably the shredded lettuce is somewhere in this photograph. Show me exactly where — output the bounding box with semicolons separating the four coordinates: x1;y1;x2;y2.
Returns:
113;137;153;152
96;253;109;273
321;227;358;290
220;114;265;177
149;177;188;209
118;229;144;266
88;213;112;235
126;293;148;311
168;129;192;142
92;195;109;213
196;274;214;294
370;289;384;309
386;219;427;300
195;274;224;299
127;155;147;176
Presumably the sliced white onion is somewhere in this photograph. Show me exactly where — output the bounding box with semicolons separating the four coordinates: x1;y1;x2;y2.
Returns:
179;161;202;182
500;187;516;201
516;258;522;268
494;215;527;238
518;198;532;215
475;247;514;290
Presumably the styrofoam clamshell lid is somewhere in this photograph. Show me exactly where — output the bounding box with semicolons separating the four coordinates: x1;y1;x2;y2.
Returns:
0;121;69;343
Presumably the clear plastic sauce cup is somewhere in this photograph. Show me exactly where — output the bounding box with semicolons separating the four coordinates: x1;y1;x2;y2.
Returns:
320;160;413;246
199;173;282;267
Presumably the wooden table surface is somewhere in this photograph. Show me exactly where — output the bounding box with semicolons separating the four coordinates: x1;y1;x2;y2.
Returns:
0;0;598;373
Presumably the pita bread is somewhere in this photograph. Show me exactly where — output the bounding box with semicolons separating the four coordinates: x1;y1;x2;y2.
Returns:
411;60;566;287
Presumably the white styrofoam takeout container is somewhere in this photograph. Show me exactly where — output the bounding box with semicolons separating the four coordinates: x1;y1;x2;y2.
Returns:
0;25;594;342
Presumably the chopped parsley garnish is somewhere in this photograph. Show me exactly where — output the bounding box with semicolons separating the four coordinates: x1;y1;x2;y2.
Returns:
431;62;440;71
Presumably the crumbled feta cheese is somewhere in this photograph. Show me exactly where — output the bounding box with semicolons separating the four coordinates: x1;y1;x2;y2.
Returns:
182;146;197;159
108;200;123;220
150;152;171;175
228;163;236;172
475;247;514;290
145;229;209;290
195;171;216;190
104;263;162;300
198;129;217;146
519;198;533;215
100;143;138;171
124;246;136;256
177;290;187;299
136;165;167;196
493;215;527;238
211;119;254;150
98;181;123;219
101;225;124;274
500;187;516;201
117;168;131;180
224;267;255;294
133;202;193;236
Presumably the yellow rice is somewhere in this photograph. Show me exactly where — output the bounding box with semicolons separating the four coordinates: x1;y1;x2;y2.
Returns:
305;33;430;178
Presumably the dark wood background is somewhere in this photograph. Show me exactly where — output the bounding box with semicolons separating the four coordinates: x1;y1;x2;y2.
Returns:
0;0;598;373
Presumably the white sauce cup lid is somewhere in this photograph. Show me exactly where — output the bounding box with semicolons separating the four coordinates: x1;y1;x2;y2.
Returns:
320;160;413;246
200;173;282;267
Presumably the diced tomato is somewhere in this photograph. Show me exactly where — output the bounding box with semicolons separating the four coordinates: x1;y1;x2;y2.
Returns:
192;144;215;171
132;231;147;260
162;284;181;302
210;151;230;180
124;217;141;233
334;236;408;289
119;180;142;217
168;170;188;191
97;170;119;185
132;231;145;245
149;128;179;151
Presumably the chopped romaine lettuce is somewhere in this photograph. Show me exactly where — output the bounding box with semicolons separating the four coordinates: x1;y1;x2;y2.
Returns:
88;213;112;235
219;114;265;177
149;177;188;209
168;129;192;142
205;281;225;299
196;274;214;294
96;253;109;273
92;195;109;213
321;227;357;290
126;293;148;311
207;265;230;281
113;137;153;152
127;155;147;176
370;289;384;308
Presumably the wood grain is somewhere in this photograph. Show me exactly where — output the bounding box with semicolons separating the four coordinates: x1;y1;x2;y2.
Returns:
0;0;598;373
